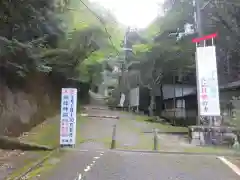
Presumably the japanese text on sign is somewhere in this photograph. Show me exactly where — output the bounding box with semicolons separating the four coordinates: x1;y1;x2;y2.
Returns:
196;46;220;116
60;88;77;145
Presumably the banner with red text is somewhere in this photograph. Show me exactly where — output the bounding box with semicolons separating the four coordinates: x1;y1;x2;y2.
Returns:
196;46;220;116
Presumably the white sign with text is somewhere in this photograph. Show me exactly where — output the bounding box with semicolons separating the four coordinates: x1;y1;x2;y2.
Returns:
60;88;77;145
196;46;220;116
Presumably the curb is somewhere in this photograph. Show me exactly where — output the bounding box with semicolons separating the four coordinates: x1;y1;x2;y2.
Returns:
142;131;188;135
14;148;60;180
112;149;240;157
0;136;53;151
87;115;119;119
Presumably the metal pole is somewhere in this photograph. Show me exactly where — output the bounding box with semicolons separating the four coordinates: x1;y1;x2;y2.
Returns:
173;73;176;125
119;28;130;107
111;124;117;149
153;128;158;151
195;0;204;37
194;0;203;125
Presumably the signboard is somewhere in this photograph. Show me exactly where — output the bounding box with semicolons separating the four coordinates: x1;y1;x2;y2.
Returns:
196;46;220;116
130;87;139;107
60;88;77;145
119;93;125;107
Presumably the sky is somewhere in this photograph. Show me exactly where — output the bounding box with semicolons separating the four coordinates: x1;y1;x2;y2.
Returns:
89;0;164;29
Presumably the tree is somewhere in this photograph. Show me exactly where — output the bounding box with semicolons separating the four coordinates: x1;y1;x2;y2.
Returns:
117;0;196;116
0;0;124;87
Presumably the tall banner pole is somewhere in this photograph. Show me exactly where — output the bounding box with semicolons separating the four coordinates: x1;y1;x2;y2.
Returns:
192;33;221;126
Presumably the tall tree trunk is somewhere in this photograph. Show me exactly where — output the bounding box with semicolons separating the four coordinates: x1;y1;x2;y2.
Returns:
149;90;155;117
159;84;164;116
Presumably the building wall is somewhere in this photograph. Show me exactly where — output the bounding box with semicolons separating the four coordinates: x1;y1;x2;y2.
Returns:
160;82;240;126
129;87;139;107
162;84;195;99
162;95;197;126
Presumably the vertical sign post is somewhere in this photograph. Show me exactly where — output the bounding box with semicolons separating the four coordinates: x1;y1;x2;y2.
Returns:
192;33;221;125
60;88;77;147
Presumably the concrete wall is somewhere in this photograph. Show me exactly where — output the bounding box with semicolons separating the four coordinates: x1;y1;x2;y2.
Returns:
0;75;59;137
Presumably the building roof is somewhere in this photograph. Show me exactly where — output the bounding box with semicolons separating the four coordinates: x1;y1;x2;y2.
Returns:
162;84;196;100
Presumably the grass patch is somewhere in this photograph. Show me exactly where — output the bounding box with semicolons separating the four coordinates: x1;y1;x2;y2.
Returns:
9;114;87;179
6;151;49;180
24;149;64;179
116;118;159;150
117;134;159;151
183;146;240;154
22;115;87;147
135;115;188;133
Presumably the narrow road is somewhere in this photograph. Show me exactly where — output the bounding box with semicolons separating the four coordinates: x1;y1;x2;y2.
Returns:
42;150;240;180
84;151;239;180
40;150;105;180
40;93;240;180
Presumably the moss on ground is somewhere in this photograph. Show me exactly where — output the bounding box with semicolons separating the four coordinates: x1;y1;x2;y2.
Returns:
183;146;240;154
135;115;188;133
8;114;87;179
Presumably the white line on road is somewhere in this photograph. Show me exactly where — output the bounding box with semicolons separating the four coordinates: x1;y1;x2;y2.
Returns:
84;166;91;172
218;156;240;176
78;174;82;180
78;151;105;180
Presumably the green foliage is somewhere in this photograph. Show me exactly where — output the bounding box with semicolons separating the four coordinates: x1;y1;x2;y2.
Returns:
0;0;124;85
132;43;151;54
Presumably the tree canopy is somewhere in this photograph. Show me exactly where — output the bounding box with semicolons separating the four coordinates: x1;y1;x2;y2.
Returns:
115;0;240;93
0;0;124;85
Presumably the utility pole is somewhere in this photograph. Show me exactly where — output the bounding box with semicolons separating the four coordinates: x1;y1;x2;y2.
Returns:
118;27;130;108
194;0;214;37
119;27;130;84
194;0;204;37
194;0;217;126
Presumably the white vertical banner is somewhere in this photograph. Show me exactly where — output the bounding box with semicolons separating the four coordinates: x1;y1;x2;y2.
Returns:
119;93;125;107
60;88;77;145
196;46;220;116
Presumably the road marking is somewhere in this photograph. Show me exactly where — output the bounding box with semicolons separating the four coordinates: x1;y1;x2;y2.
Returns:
80;113;88;117
79;151;105;179
84;166;91;172
218;156;240;176
78;174;82;180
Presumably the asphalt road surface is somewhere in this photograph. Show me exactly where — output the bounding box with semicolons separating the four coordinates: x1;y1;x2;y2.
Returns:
42;150;239;180
83;151;239;180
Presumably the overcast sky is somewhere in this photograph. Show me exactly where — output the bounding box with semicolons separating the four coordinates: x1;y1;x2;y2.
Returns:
89;0;164;28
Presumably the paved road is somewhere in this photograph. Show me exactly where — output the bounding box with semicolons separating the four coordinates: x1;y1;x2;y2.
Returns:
42;150;239;180
40;97;239;180
40;149;105;180
84;151;239;180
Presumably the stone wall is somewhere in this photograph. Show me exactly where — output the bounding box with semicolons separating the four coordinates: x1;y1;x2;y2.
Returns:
0;74;59;137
